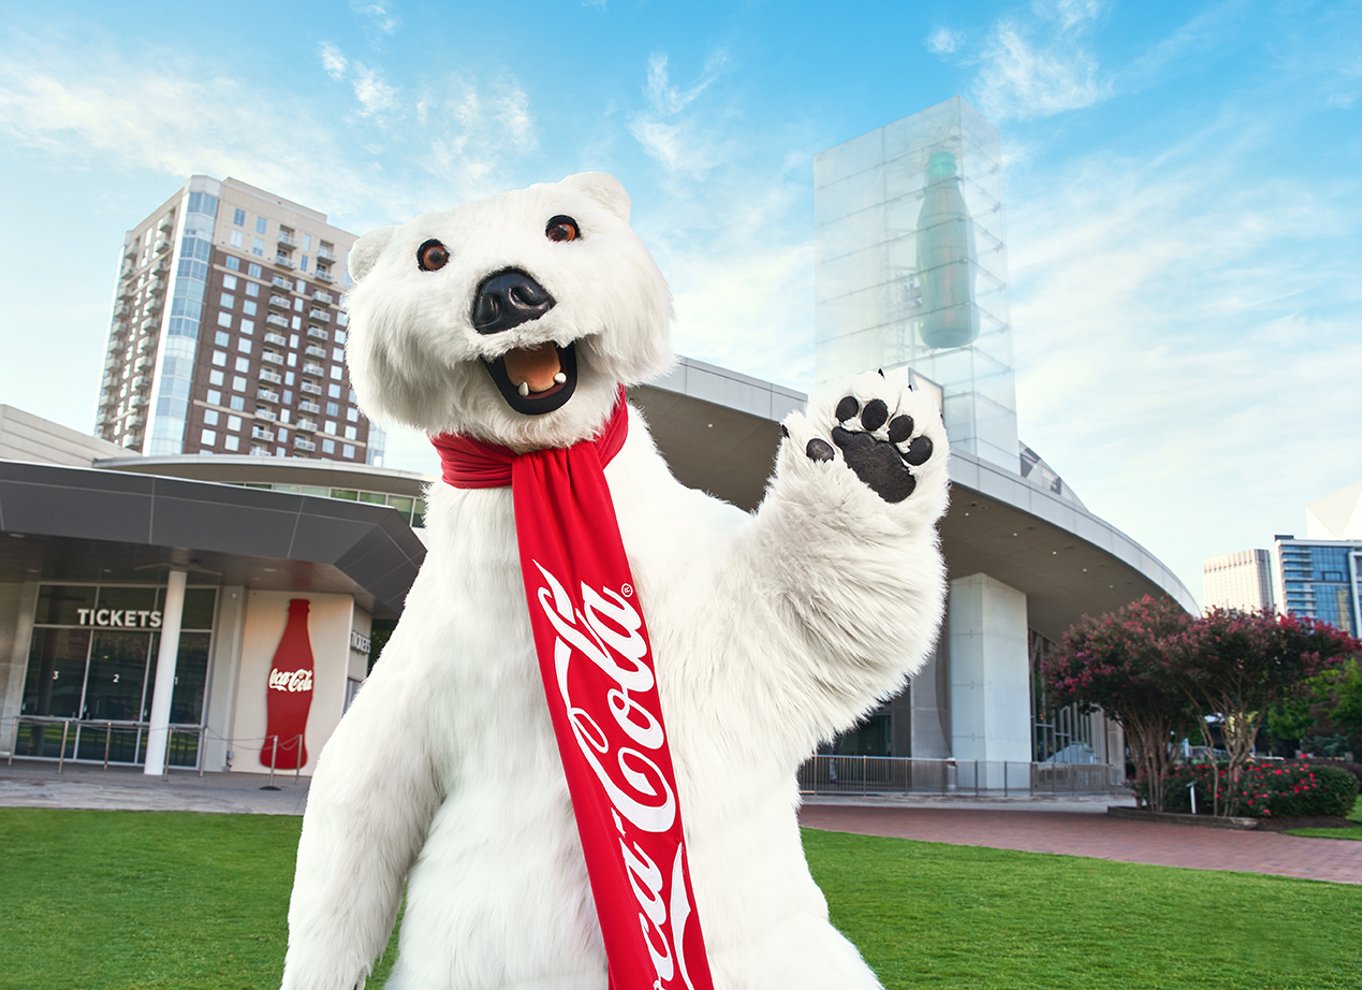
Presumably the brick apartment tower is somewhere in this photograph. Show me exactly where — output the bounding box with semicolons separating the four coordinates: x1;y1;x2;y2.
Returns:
96;176;383;464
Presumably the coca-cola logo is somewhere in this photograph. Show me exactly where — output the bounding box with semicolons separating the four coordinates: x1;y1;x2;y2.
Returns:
268;668;314;693
532;560;700;990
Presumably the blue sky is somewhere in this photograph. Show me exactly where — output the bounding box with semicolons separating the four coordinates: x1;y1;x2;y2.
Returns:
1;0;1359;603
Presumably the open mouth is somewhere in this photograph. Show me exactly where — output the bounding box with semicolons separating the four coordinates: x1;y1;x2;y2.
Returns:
481;341;578;415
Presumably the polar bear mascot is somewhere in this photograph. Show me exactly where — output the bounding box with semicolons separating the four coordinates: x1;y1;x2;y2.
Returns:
281;172;950;990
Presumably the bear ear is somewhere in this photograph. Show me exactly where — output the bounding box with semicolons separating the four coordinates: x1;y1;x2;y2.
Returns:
560;172;631;223
349;225;398;282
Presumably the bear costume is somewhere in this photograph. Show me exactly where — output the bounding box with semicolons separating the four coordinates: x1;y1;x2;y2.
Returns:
280;172;949;990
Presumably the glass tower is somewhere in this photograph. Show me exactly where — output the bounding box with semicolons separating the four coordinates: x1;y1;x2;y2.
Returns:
1273;536;1362;635
814;97;1019;472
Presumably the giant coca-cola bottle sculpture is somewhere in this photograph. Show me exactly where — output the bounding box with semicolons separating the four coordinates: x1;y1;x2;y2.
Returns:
261;598;314;770
917;149;980;349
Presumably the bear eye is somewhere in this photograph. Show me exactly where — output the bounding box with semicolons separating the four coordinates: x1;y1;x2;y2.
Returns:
545;215;580;243
417;239;449;271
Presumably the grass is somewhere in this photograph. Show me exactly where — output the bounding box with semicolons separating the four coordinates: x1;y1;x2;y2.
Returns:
0;808;1359;990
1283;794;1362;841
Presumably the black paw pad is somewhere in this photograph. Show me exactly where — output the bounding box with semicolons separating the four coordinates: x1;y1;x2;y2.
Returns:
834;396;859;422
887;415;914;444
806;438;835;463
904;435;933;466
832;428;916;502
860;399;888;432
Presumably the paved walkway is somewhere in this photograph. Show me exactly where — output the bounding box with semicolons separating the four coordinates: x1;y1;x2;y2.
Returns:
3;763;1358;885
799;801;1362;885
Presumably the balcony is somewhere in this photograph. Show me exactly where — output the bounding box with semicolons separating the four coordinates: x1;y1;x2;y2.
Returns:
133;355;153;373
157;215;174;233
140;317;159;333
252;426;276;442
147;277;165;296
130;374;148;390
130;394;148;408
250;445;271;457
128;415;145;428
294;437;317;452
154;239;171;253
317;246;336;262
255;406;277;421
264;331;288;346
259;369;283;385
298;400;321;415
307;309;330;322
272;275;294;291
306;326;329;342
312;289;333;304
261;351;284;366
296;418;318;433
268;294;290;310
265;313;289;329
257;388;280;403
299;381;323;396
278;232;297;247
304;344;327;360
315;269;335;283
138;335;156;352
302;362;325;378
275;255;297;270
114;301;130;317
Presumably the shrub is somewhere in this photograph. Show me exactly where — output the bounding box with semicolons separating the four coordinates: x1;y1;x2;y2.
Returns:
1155;761;1358;818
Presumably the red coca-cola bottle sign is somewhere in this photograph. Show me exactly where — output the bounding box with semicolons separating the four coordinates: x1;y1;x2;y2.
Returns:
261;598;314;770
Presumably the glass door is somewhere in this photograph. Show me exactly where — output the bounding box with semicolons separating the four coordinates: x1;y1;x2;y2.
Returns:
76;630;154;764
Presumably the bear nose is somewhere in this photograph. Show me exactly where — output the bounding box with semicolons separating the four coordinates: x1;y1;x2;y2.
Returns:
472;268;556;335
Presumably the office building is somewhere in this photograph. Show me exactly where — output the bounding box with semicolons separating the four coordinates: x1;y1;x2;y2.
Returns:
1272;535;1362;636
96;176;383;465
1202;549;1275;613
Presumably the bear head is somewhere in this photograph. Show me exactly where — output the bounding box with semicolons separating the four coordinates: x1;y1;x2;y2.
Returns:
343;172;673;450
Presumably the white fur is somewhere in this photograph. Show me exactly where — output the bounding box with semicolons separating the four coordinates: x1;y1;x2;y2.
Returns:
282;175;949;990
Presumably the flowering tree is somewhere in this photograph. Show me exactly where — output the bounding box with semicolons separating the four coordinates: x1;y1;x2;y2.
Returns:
1172;609;1359;814
1043;595;1195;811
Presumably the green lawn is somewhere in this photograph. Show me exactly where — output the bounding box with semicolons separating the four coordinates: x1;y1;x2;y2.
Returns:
1;808;1360;990
1282;795;1362;841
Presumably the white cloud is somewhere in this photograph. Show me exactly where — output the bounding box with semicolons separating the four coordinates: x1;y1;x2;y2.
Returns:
630;50;734;181
926;27;962;57
418;76;539;195
352;65;398;118
318;41;348;81
350;1;400;36
973;21;1109;122
1032;0;1106;32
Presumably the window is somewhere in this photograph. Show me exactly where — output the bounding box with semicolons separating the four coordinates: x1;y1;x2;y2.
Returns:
248;263;263;279
229;395;245;411
232;376;246;391
322;438;336;453
325;420;338;434
245;281;259;297
240;319;254;335
256;217;268;234
227;415;242;431
209;370;224;386
299;255;308;272
203;409;219;426
233;208;246;226
243;300;257;317
224;434;240;452
252;237;265;257
220;293;235;308
216;312;232;327
303;234;312;251
214;331;230;347
230;230;243;249
334;329;346;343
201;428;217;445
345;425;358;440
283;389;293;403
226;256;241;271
343;444;355;459
332;347;345;363
287;353;297;367
237;338;251;354
326;401;339;416
222;275;238;290
235;357;250;372
346;407;358;421
211;351;227;367
289;333;299;348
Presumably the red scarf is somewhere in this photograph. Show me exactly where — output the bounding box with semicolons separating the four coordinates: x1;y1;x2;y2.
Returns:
431;389;715;990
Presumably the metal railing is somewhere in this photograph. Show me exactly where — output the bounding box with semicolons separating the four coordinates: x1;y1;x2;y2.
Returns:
2;715;206;775
798;755;1124;797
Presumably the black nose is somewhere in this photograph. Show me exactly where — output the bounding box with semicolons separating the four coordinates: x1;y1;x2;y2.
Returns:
472;268;556;335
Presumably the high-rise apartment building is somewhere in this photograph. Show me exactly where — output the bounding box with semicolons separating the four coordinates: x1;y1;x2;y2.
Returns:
96;176;383;464
1272;535;1362;636
1202;549;1275;613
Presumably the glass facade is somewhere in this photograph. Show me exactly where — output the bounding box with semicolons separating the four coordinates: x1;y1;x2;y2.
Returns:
237;482;427;528
1275;540;1362;635
150;178;221;455
15;584;217;767
814;97;1019;471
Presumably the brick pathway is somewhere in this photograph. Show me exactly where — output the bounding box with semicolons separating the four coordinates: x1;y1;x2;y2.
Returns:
798;804;1362;885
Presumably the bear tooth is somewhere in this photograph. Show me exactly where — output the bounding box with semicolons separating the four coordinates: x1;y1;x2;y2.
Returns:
517;381;530;397
553;372;567;385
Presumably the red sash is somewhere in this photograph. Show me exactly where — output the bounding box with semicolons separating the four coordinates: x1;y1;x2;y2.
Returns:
431;389;715;990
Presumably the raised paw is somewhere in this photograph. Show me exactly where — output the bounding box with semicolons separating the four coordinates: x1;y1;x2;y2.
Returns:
800;377;943;504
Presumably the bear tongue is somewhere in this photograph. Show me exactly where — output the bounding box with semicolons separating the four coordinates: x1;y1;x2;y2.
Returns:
502;343;562;393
